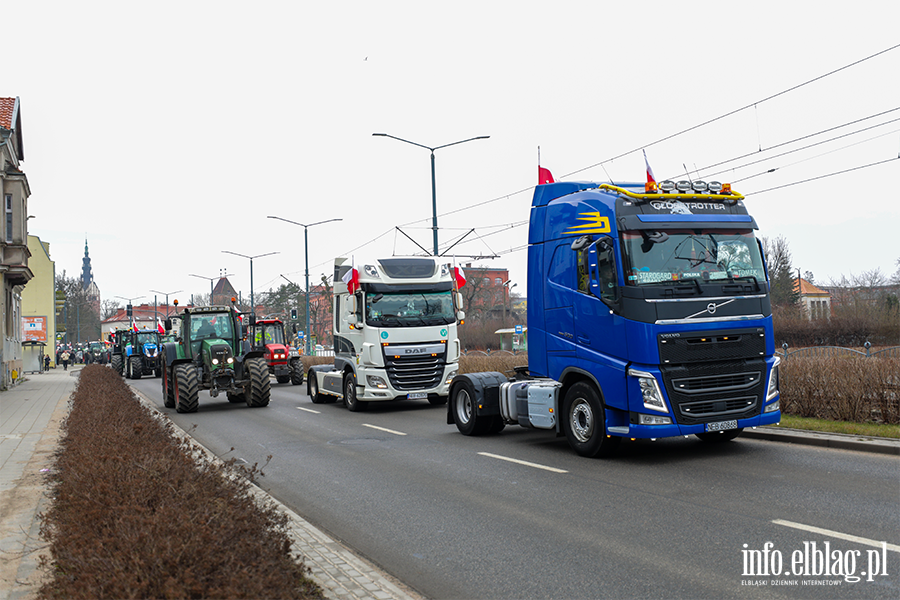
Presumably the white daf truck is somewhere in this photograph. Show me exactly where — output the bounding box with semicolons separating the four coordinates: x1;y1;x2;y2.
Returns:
307;256;464;411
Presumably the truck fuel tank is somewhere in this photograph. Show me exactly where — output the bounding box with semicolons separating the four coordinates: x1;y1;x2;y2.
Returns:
500;380;560;429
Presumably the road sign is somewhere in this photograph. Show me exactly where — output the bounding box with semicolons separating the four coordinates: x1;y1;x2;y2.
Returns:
515;324;523;334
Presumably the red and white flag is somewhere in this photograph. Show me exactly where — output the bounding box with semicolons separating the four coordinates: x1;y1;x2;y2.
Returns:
454;263;467;288
643;149;656;184
157;317;165;335
538;166;555;185
131;318;138;333
341;258;360;294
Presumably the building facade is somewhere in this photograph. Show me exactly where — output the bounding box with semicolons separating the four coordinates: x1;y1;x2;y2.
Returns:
21;235;56;368
1;97;33;388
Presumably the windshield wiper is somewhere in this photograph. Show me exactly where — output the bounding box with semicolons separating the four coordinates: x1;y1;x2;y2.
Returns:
656;278;702;293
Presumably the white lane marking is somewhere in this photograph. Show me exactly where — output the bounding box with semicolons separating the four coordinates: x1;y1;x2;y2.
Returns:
773;519;900;553
362;424;407;436
297;407;321;414
478;452;568;474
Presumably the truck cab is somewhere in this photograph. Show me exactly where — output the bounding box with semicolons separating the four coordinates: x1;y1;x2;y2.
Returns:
308;256;462;411
449;180;781;456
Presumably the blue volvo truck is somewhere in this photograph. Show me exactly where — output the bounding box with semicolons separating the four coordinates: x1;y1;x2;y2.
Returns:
447;179;781;457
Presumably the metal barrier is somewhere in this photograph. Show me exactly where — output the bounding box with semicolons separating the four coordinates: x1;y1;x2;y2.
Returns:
778;341;900;359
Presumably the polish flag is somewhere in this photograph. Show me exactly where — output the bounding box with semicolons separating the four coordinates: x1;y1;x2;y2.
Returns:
131;318;138;333
157;318;165;335
643;149;656;184
538;166;555;185
341;258;360;294
454;264;467;288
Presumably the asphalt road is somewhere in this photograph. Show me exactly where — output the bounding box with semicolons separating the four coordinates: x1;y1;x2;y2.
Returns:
129;376;900;599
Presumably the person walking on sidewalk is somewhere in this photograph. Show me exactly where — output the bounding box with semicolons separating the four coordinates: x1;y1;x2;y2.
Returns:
61;350;70;371
44;354;51;371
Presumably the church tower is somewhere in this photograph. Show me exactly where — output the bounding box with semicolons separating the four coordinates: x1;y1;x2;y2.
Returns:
81;238;93;291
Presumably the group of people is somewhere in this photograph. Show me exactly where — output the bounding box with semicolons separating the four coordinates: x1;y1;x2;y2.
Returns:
54;344;103;371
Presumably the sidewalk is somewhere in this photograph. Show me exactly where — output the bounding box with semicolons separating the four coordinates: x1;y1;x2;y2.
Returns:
0;367;76;600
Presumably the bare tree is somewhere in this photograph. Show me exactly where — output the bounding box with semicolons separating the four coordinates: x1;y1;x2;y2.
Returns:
760;235;798;308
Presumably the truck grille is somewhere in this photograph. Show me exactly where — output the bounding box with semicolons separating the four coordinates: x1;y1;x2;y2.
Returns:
382;343;447;391
661;359;764;425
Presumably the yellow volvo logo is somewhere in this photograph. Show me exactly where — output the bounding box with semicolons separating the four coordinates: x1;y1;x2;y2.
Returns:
563;212;610;235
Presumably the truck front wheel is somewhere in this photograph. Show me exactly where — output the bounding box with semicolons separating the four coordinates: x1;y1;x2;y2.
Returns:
344;375;368;412
561;382;620;458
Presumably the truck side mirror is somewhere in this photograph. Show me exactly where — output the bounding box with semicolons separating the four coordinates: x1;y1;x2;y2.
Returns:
347;295;357;314
589;239;621;309
164;318;172;331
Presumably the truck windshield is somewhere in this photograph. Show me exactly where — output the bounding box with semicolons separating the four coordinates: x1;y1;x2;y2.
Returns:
621;229;766;286
366;291;456;327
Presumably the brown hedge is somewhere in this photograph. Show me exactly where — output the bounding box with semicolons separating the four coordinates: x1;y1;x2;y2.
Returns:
38;365;323;600
780;355;900;424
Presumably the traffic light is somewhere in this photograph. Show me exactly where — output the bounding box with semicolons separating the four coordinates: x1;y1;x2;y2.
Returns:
55;290;66;314
126;304;133;317
290;308;298;320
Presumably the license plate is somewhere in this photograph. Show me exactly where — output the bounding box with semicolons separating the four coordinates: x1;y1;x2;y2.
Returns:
705;419;738;432
407;392;428;400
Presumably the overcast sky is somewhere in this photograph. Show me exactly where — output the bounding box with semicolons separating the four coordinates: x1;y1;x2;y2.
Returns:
6;1;899;310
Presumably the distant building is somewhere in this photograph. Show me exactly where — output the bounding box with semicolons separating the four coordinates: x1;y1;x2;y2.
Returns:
1;97;33;388
21;236;57;368
794;277;831;320
80;238;101;315
461;264;517;318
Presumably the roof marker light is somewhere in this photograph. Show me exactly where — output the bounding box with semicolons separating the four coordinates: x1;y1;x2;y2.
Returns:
645;181;658;193
707;181;723;193
675;180;692;192
659;180;676;192
691;180;708;192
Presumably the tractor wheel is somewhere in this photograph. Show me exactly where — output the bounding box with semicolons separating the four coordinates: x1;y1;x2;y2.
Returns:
111;355;123;376
130;356;143;380
276;374;290;384
290;360;304;385
245;357;271;407
173;364;200;413
162;366;175;409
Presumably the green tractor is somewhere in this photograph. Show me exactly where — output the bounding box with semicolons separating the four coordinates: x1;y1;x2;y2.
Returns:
160;301;270;413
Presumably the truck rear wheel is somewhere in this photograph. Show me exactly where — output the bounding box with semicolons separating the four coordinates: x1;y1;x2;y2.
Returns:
451;380;491;435
111;355;123;376
561;382;620;458
695;429;743;442
162;365;175;408
290;360;304;385
129;356;143;380
308;375;328;404
174;364;200;413
245;357;271;407
344;374;368;412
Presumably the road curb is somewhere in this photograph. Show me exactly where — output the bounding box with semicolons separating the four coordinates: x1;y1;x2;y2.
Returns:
742;426;900;456
128;385;424;600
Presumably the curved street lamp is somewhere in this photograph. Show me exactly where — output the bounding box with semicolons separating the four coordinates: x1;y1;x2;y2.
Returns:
267;216;342;354
372;133;489;255
222;251;278;318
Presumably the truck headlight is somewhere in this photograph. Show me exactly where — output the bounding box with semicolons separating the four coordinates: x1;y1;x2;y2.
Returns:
367;375;388;389
766;356;780;402
764;400;780;413
628;368;668;412
445;369;458;385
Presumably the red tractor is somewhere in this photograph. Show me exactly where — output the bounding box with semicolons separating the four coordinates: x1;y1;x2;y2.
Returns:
248;317;303;385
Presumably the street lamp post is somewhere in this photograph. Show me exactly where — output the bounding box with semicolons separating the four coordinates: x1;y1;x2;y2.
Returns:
221;251;278;318
267;216;342;355
149;289;182;319
372;132;489;255
189;272;233;305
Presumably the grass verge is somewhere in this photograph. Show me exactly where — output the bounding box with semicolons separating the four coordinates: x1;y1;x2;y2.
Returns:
773;414;900;439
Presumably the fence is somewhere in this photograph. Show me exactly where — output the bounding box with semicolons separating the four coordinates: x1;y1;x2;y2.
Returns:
778;341;900;359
